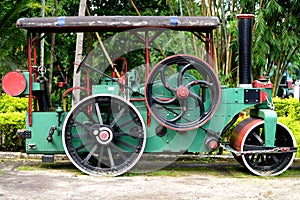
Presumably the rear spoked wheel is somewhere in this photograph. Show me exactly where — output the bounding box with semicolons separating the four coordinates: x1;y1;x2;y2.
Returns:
62;94;146;176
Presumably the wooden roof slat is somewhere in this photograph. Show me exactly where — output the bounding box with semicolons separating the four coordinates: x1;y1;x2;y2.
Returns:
16;16;220;33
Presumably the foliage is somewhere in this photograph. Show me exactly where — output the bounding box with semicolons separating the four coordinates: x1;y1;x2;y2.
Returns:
1;0;299;95
253;0;300;96
0;94;27;151
0;0;29;75
273;97;300;155
273;97;300;120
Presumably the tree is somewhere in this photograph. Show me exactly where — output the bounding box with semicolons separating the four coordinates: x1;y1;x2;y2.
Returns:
72;0;87;105
253;0;300;96
0;0;30;75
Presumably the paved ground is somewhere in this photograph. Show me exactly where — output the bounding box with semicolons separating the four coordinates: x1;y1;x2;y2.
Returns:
1;153;300;200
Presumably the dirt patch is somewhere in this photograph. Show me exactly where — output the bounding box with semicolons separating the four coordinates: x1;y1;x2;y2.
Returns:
1;156;300;199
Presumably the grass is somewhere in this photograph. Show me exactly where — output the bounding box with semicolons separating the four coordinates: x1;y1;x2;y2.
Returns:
7;155;300;178
17;165;36;171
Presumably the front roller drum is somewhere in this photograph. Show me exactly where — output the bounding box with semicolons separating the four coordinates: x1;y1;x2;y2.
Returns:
62;94;146;176
230;117;296;176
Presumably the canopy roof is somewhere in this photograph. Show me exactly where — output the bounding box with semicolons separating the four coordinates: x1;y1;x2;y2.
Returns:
16;16;220;33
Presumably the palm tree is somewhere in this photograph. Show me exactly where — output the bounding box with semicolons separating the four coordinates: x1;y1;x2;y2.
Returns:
0;0;30;75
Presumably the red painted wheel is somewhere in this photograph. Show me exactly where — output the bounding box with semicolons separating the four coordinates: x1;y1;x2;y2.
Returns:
145;54;221;131
230;117;296;176
2;71;26;96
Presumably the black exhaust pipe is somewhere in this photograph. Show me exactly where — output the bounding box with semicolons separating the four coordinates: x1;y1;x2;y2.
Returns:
237;14;254;87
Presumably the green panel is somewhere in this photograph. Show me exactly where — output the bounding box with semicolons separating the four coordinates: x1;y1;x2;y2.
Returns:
132;87;260;153
22;72;42;95
143;115;201;153
92;84;119;95
205;88;256;133
132;99;202;153
26;112;66;154
250;109;277;146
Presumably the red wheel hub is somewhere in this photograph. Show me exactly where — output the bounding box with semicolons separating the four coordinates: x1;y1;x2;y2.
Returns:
99;130;109;141
176;86;189;99
94;127;113;145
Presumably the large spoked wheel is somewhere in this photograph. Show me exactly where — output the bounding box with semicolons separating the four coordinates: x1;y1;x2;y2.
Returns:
145;54;220;131
231;118;296;176
62;94;146;176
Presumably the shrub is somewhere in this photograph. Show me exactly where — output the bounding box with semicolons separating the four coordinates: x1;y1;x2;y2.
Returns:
274;98;300;156
0;94;27;151
273;97;300;120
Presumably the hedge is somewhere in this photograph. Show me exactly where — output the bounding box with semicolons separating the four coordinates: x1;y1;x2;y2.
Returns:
273;97;300;156
273;97;300;120
0;94;27;151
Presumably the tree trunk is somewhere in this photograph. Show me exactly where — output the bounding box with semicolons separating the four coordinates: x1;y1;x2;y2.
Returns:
72;0;87;106
49;0;57;99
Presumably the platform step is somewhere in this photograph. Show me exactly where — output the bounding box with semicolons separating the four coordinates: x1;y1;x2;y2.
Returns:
42;155;54;163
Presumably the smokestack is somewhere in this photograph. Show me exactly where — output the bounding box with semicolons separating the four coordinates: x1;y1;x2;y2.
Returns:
237;14;254;87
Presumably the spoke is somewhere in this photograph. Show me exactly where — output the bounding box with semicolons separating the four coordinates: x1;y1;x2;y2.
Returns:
152;96;177;105
110;107;126;127
107;145;115;167
115;137;136;149
114;131;140;138
106;107;111;124
177;63;191;86
260;155;265;164
189;92;205;114
157;103;192;123
118;118;136;129
254;154;261;165
72;134;91;139
74;120;92;132
110;143;129;161
75;140;95;151
166;100;188;123
270;154;280;164
97;145;104;167
76;108;97;124
252;132;265;145
186;80;213;89
84;144;98;162
95;103;103;125
160;68;176;92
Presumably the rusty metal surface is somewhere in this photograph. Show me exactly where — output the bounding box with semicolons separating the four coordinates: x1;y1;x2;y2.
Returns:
16;16;220;32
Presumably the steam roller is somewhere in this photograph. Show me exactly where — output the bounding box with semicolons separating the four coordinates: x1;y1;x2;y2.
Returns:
1;14;297;176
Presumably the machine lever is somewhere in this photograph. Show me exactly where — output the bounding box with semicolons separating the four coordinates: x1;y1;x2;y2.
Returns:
47;126;56;142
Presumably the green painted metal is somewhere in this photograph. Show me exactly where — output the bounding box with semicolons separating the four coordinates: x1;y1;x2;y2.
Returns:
92;83;120;95
250;109;277;147
25;86;274;154
22;72;42;95
23;67;278;155
26;112;66;154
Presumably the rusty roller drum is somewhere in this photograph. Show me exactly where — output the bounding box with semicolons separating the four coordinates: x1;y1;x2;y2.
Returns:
230;117;296;176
